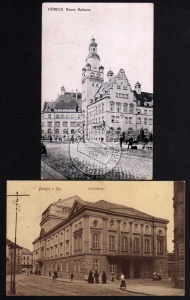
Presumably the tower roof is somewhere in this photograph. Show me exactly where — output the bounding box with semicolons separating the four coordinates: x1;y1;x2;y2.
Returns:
135;80;141;87
86;52;100;61
89;37;97;50
107;69;114;76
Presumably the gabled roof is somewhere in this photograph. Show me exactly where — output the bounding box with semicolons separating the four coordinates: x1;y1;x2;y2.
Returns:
6;238;22;249
134;90;153;106
22;247;32;255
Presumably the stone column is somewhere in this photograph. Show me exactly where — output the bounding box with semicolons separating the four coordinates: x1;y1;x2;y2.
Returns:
117;220;121;254
140;223;144;255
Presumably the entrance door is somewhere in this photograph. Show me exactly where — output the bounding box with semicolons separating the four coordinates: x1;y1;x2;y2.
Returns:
133;261;141;278
121;260;129;279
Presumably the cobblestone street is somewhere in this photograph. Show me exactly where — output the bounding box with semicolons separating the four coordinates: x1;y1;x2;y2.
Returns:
6;274;139;296
41;142;153;180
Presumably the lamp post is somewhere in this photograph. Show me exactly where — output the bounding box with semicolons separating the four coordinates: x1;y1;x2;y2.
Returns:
7;191;30;295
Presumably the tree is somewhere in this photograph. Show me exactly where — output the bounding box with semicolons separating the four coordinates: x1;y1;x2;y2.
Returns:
139;128;145;142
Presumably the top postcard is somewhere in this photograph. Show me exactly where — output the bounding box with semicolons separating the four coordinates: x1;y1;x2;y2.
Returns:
41;3;153;180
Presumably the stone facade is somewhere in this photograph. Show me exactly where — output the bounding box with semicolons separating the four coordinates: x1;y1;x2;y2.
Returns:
41;38;153;141
173;182;185;288
33;196;168;280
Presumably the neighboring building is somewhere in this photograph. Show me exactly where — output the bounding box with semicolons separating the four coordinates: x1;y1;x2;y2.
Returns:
21;247;33;270
33;195;168;280
6;239;23;274
41;38;153;141
173;182;185;288
167;252;175;277
42;88;82;140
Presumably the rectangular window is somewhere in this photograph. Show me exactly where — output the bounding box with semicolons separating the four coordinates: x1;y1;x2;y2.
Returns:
125;117;128;124
66;262;69;272
62;122;68;127
111;116;115;123
144;118;147;125
144;109;147;115
48;114;51;119
60;263;63;272
116;116;119;123
157;240;163;253
122;236;128;251
78;260;80;272
149;118;153;125
47;121;52;127
117;85;121;89
66;241;69;254
70;122;75;127
145;239;150;252
137;118;141;124
145;265;149;273
55;121;60;127
110;263;115;273
129;117;132;124
110;236;115;250
116;93;118;97
93;234;98;249
74;260;76;272
133;238;139;252
93;259;99;271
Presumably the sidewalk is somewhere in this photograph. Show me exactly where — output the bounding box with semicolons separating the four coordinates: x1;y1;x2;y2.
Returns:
41;160;66;179
32;275;184;296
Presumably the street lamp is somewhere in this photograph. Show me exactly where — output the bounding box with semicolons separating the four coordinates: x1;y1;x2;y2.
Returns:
7;191;30;294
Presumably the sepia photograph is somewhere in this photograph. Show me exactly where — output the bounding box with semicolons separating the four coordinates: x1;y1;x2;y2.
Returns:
41;3;153;180
6;181;184;296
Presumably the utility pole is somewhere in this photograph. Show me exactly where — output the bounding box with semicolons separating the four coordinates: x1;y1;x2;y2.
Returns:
7;191;30;295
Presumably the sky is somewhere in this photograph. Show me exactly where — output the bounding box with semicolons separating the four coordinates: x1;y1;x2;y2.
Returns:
7;181;174;252
42;3;153;105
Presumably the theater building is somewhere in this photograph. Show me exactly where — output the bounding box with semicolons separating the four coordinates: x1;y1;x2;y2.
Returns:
33;196;168;280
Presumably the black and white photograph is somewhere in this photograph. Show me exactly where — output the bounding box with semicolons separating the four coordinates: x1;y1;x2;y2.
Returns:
41;3;153;180
6;181;184;296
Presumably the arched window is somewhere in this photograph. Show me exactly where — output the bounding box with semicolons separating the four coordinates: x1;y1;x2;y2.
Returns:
93;233;98;249
129;104;134;114
116;127;121;135
66;114;69;119
116;102;121;113
110;102;115;112
71;129;74;134
128;128;133;135
61;114;64;119
102;103;104;112
123;103;128;113
56;114;59;119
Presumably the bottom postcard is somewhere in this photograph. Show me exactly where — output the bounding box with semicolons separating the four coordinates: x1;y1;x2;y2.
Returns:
6;180;185;296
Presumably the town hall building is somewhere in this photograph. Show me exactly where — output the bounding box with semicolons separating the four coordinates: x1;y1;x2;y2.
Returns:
33;195;168;280
41;38;153;141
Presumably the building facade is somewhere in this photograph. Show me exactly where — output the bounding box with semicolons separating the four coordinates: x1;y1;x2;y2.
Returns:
173;182;185;288
33;196;168;280
21;248;33;270
6;239;23;274
41;38;153;141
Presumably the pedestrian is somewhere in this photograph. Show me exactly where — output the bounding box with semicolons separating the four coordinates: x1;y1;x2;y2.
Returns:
88;270;94;284
94;270;99;284
101;271;107;284
119;136;123;149
120;273;126;289
54;270;58;280
52;271;55;281
128;136;133;149
71;273;74;281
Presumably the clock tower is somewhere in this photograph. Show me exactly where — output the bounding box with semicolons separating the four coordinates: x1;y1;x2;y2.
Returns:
82;38;104;125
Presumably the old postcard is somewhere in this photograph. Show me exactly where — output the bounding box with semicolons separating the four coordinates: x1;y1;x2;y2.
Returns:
6;181;184;296
41;3;153;180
